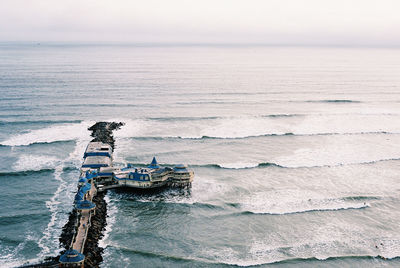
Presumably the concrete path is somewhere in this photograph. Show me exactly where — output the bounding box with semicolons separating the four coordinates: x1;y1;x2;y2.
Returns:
72;182;96;253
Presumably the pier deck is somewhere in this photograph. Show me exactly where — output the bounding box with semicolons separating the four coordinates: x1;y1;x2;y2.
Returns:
72;182;96;253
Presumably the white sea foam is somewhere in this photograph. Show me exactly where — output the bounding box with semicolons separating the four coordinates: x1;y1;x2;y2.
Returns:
117;114;400;139
13;154;61;171
112;118;148;139
375;238;400;259
0;231;42;267
272;137;400;168
218;162;259;169
37;166;65;258
1;121;93;146
204;231;399;266
3;115;399;147
239;191;370;215
37;136;89;259
99;194;118;249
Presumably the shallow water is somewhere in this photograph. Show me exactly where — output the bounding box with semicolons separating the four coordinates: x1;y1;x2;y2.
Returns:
1;44;400;267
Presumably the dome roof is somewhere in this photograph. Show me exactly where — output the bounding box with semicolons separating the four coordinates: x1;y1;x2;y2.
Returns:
76;200;96;210
80;182;91;194
59;249;85;263
74;191;84;202
173;164;189;173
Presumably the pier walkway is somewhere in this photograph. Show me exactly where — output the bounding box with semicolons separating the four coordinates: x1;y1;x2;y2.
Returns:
72;182;97;253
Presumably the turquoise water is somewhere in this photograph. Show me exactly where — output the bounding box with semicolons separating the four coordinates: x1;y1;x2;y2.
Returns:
1;44;400;267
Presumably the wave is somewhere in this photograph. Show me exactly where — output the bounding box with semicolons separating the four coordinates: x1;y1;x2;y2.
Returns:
98;195;118;249
148;112;400;122
0;211;50;224
240;202;370;215
118;162;283;170
0;167;77;177
147;116;220;121
218;254;399;267
2;113;400;146
0;121;93;146
305;99;362;103
106;243;218;266
208;234;400;266
0;140;75;148
108;243;400;267
147;114;303;121
0;119;82;126
235;195;376;216
1;130;396;147
261;113;303;118
127;131;396;141
121;158;400;170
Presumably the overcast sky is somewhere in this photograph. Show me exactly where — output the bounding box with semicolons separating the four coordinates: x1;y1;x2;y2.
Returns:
1;0;399;46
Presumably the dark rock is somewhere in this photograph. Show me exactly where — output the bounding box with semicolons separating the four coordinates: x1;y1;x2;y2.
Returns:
88;121;124;150
22;122;123;267
83;191;108;268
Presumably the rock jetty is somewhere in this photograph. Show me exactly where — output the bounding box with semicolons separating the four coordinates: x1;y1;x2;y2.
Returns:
20;122;123;268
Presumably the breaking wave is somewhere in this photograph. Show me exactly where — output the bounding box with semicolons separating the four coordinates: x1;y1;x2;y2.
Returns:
0;119;82;126
0;121;93;146
235;194;377;216
121;158;400;170
305;99;362;103
240;202;370;215
2;114;400;146
0;167;77;177
216;254;399;267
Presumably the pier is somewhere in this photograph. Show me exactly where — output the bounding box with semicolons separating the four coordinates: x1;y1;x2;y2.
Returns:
57;122;193;267
58;122;123;268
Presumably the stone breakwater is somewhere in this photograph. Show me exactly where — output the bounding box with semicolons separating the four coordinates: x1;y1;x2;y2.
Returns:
88;122;124;150
19;122;123;268
82;191;107;268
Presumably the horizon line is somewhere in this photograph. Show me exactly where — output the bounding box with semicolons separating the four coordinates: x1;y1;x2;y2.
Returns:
0;41;400;49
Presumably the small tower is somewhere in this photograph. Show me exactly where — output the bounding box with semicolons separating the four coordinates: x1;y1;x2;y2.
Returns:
147;157;160;169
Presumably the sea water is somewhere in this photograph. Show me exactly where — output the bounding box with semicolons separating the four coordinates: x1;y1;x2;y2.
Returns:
1;43;400;267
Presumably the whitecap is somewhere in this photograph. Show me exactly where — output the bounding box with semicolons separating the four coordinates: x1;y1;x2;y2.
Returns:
13;154;61;172
1;121;93;146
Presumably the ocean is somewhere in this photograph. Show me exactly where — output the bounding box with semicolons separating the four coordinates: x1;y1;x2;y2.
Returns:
0;43;400;267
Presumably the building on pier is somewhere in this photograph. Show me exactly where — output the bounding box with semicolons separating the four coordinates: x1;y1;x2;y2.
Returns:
59;249;84;267
76;200;96;212
59;139;195;267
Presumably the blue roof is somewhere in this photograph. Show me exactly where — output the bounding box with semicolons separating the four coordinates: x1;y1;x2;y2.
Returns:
74;191;84;202
82;163;108;168
121;163;135;171
76;200;96;210
59;249;85;263
148;157;160;169
173;164;189;173
79;177;87;183
80;182;91;194
85;170;98;179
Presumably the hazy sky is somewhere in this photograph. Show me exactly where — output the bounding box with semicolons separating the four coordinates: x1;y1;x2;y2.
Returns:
1;0;399;45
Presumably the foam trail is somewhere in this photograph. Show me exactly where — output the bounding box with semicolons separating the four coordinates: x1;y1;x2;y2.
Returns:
37;165;65;258
37;133;90;258
99;195;118;249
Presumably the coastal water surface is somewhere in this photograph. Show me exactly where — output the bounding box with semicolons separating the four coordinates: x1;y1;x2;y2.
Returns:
1;44;400;267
